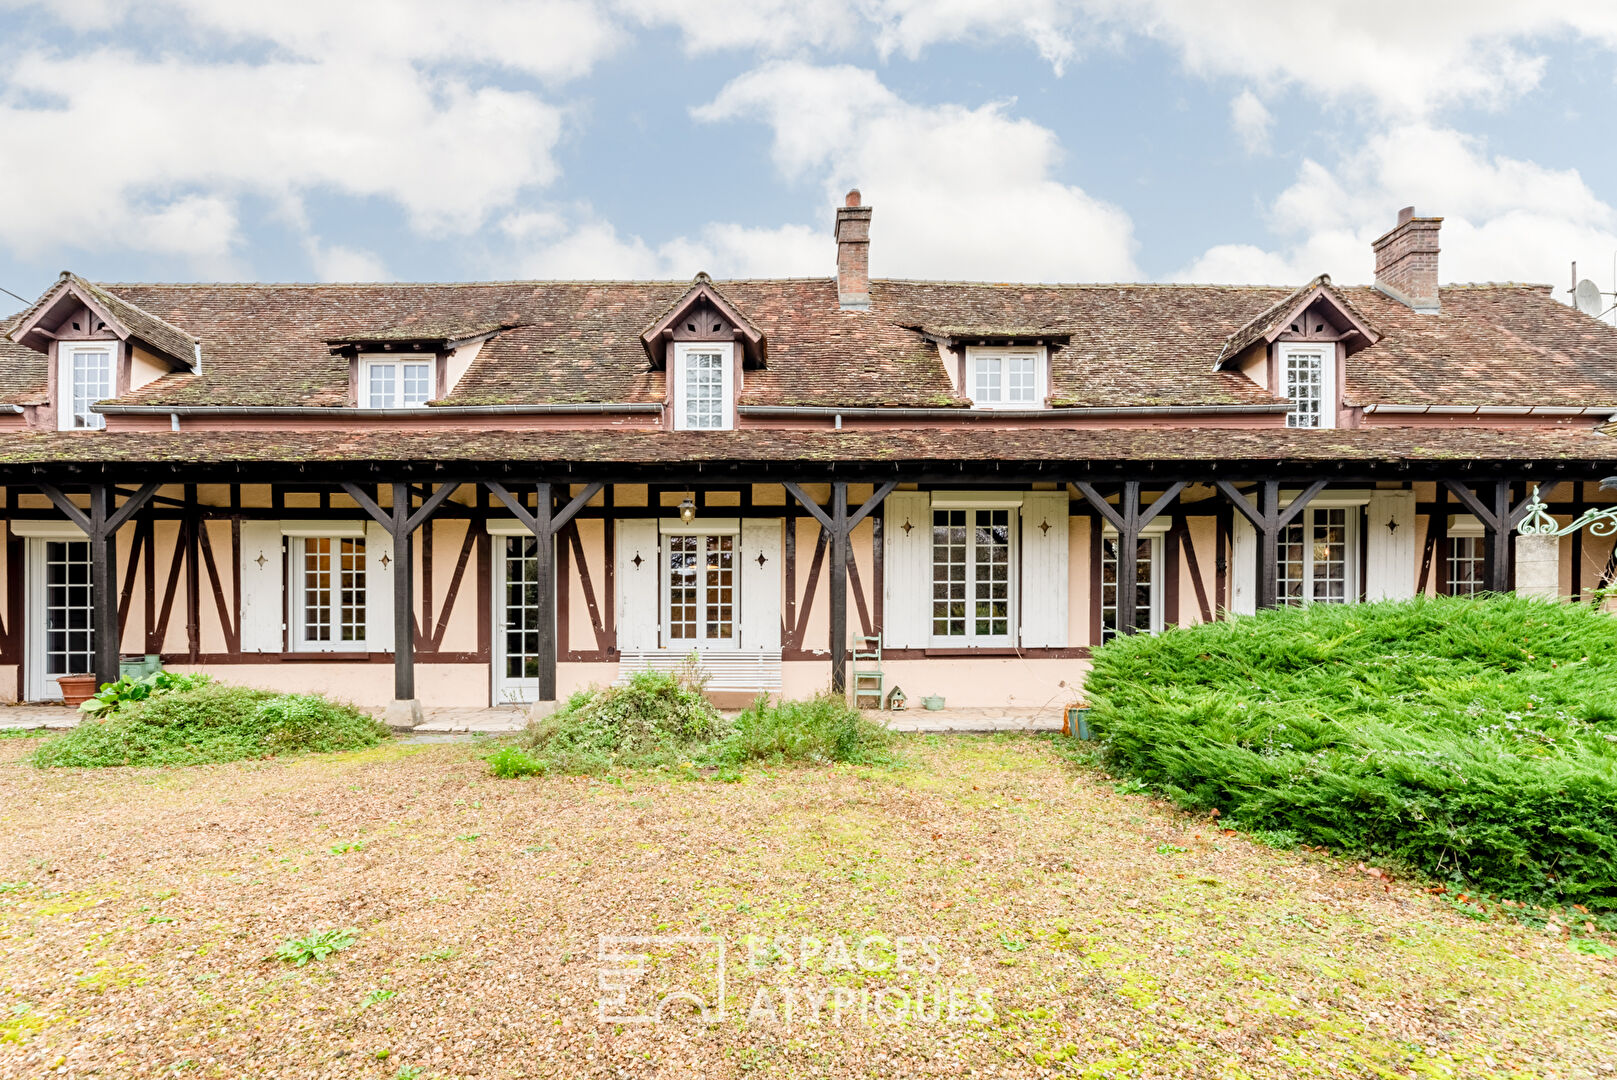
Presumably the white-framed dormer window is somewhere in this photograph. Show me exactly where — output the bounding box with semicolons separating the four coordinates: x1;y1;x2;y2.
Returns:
1100;521;1168;641
57;341;116;430
966;347;1045;408
1280;343;1336;429
360;356;434;408
672;342;734;431
292;534;368;650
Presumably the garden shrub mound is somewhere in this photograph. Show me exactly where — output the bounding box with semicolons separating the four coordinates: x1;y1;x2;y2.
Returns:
506;671;892;776
34;682;388;768
1087;595;1617;911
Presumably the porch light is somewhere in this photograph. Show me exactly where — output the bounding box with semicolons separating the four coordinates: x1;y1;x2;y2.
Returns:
679;497;696;524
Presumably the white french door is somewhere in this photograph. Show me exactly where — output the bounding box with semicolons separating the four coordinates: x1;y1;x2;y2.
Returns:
493;534;545;703
661;531;737;649
26;537;95;701
1278;505;1358;604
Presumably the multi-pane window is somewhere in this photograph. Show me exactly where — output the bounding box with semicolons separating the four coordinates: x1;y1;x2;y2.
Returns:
1447;535;1487;596
673;343;733;430
300;537;367;648
967;349;1043;408
503;536;542;679
1277;506;1353;604
1101;534;1160;641
59;343;113;430
43;540;94;677
665;533;735;644
931;508;1013;643
360;359;433;407
1282;345;1332;428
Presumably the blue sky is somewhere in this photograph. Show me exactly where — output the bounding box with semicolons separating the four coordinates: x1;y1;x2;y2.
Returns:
1;1;1615;308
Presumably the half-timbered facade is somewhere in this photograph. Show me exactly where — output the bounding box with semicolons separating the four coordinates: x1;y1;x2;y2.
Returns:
2;195;1616;717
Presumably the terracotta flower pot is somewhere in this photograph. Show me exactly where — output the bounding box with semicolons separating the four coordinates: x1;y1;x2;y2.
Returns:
56;673;98;708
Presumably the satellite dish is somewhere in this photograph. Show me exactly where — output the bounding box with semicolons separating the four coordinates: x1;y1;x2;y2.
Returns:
1574;278;1604;316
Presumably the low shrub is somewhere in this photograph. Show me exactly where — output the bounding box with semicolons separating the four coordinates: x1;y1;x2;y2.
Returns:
487;745;546;778
713;693;894;766
1086;594;1617;910
34;682;388;768
516;671;721;773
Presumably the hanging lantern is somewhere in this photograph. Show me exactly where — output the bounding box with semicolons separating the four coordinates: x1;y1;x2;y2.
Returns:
679;496;696;524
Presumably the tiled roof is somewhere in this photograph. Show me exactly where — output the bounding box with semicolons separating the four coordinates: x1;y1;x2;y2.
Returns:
0;425;1610;468
1215;274;1377;365
75;276;199;368
0;275;1611;413
0;314;47;407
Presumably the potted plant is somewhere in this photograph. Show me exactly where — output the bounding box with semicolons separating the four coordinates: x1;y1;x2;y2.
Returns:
1063;699;1093;740
56;673;99;708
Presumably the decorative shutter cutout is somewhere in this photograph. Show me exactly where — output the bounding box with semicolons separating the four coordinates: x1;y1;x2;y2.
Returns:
1365;491;1417;600
1020;491;1069;647
238;521;283;653
366;522;395;651
882;491;931;648
1230;515;1257;615
616;519;660;651
740;518;783;651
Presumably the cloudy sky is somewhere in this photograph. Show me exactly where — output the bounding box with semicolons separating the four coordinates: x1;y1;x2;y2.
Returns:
1;1;1615;304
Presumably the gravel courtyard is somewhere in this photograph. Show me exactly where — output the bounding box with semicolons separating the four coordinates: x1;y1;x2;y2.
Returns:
1;734;1613;1079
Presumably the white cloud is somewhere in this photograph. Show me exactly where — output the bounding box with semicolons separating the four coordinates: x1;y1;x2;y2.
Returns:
1174;124;1617;288
1229;90;1272;154
303;239;392;282
500;208;824;279
693;61;1138;281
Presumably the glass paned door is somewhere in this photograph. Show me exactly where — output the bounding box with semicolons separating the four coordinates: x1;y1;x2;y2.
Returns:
930;508;1015;644
664;533;736;646
495;535;544;702
1277;507;1354;605
26;538;95;700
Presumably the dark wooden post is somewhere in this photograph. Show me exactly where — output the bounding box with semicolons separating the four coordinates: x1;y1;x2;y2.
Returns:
484;480;601;703
1215;479;1326;610
1075;480;1185;633
1488;479;1513;594
89;484;118;685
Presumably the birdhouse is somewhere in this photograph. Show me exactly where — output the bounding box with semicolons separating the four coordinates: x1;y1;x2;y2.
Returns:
887;686;907;711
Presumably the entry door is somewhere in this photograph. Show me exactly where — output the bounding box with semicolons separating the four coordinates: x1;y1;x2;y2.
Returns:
493;534;543;703
26;538;95;701
662;532;736;649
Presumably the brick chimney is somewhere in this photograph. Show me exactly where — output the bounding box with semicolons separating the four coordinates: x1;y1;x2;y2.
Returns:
1372;206;1442;314
834;189;872;310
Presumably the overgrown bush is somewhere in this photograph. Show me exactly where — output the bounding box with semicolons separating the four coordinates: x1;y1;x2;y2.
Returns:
516;671;722;773
34;682;388;768
713;693;893;766
80;669;213;717
1086;594;1617;910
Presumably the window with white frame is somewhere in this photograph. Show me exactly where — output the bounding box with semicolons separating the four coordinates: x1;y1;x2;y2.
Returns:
1446;516;1487;596
663;529;736;645
931;507;1015;644
673;342;734;430
57;342;115;430
1277;504;1357;604
360;357;434;408
295;536;368;649
1101;528;1165;641
1280;343;1335;429
966;348;1045;408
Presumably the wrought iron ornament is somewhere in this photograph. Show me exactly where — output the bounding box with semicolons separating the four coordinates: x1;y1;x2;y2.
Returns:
1516;484;1617;538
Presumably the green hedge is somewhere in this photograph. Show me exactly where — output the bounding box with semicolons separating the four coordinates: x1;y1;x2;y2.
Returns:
1086;595;1617;910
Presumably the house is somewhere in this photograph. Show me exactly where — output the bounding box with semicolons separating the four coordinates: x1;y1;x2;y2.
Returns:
2;194;1615;717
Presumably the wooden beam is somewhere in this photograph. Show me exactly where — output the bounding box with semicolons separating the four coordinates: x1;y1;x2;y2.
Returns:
828;482;849;694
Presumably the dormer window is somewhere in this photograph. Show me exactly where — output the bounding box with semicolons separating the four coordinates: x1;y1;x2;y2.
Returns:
1279;343;1336;429
360;356;434;408
966;347;1045;408
58;342;115;430
672;342;734;431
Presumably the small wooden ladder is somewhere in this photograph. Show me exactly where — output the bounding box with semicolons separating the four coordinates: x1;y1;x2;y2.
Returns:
852;634;884;709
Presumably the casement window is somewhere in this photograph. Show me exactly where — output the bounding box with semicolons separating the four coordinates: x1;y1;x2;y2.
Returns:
965;347;1045;408
294;536;368;649
57;342;116;430
672;342;734;431
931;507;1016;644
1100;526;1166;641
663;527;737;646
360;357;434;408
1446;516;1487;596
1280;343;1336;429
1277;505;1358;604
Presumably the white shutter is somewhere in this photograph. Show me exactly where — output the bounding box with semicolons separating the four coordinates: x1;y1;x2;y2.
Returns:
1231;515;1257;615
1365;490;1417;600
1019;491;1069;647
366;522;395;651
882;491;931;648
740;518;783;651
616;519;660;651
238;521;283;653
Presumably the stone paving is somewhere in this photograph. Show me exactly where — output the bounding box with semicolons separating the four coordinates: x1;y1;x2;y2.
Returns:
0;702;1064;735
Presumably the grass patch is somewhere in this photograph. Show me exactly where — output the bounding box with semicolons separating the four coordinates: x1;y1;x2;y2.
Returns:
32;683;389;768
712;693;894;766
1086;594;1617;910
